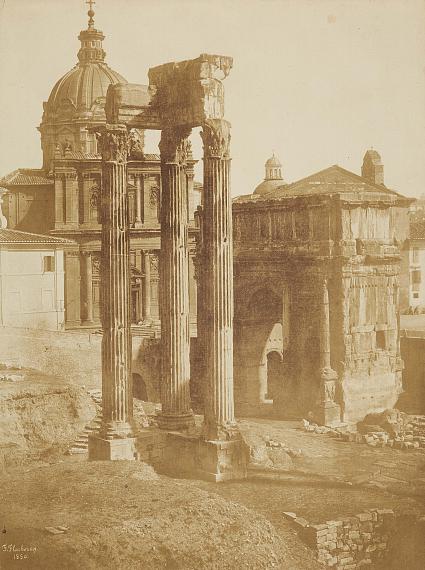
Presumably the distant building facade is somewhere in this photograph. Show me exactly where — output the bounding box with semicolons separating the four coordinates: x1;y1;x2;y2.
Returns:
231;151;412;424
400;219;425;312
0;14;200;332
0;207;72;331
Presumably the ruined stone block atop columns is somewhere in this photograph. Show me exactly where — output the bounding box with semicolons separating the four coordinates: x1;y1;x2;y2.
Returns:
105;54;233;130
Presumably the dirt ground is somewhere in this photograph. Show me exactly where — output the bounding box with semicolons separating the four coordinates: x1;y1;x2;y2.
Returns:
1;373;425;569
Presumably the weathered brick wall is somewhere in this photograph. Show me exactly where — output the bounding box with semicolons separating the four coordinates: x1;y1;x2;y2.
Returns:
304;509;395;568
286;508;397;569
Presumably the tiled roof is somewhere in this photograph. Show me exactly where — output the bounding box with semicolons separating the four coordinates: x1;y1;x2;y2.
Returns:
410;221;425;239
62;152;101;160
234;165;408;204
0;229;75;245
0;169;53;187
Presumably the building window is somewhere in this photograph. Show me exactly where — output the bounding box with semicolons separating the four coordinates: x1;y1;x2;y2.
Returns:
413;292;420;299
412;270;421;285
412;248;420;264
376;330;386;350
43;255;55;273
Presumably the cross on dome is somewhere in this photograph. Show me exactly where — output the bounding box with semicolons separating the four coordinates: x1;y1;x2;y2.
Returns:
86;0;96;29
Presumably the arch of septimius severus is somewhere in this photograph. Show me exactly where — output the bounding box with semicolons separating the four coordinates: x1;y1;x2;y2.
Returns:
88;54;247;481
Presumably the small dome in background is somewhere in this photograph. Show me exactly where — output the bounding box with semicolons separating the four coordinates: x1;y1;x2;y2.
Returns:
254;153;285;195
265;154;282;168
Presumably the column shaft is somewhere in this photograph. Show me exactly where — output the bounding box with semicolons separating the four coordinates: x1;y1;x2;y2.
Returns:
320;279;332;370
98;125;133;438
82;252;94;324
201;119;236;440
143;251;152;321
134;175;143;227
158;126;194;430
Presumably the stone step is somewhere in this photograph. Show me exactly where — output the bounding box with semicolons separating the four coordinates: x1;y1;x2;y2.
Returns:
69;447;88;454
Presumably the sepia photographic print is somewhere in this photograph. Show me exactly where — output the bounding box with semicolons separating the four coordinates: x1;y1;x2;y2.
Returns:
0;0;424;568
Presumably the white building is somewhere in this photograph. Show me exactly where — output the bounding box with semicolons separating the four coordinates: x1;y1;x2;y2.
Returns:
0;215;75;331
400;219;425;312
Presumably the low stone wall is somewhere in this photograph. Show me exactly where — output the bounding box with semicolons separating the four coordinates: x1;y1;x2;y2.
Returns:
285;509;397;569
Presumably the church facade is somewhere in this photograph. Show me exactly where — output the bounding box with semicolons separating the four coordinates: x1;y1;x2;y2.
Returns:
0;13;199;333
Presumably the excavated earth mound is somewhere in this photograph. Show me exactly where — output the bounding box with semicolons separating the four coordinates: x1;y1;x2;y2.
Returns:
0;370;96;471
1;461;287;570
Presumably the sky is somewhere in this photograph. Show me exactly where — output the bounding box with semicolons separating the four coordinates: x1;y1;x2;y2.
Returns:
0;0;424;197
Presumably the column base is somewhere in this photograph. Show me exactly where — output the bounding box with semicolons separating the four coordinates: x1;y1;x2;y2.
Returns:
196;438;248;482
156;430;248;482
312;402;341;427
132;221;143;229
88;434;137;461
157;411;195;431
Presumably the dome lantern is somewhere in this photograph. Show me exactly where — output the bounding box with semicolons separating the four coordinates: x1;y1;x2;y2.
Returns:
253;153;285;196
78;1;106;64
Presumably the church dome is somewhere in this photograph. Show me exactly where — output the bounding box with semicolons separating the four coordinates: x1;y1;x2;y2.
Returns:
39;6;128;170
46;61;127;117
254;178;285;196
254;153;285;195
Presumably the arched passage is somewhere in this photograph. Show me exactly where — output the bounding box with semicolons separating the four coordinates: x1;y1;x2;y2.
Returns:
234;285;286;416
265;350;283;402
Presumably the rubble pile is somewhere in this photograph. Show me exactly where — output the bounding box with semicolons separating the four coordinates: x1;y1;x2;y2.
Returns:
302;410;425;451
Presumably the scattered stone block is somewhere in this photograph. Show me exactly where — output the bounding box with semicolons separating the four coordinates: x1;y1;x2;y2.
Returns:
45;526;65;535
294;517;309;529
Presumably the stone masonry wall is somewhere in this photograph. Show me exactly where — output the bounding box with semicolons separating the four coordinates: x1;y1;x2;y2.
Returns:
287;508;397;569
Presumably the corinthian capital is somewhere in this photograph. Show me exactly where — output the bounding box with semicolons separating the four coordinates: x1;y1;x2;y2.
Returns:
159;126;192;164
201;119;231;159
95;124;129;163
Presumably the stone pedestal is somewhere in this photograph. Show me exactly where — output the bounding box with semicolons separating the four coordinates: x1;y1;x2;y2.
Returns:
88;124;136;461
159;430;247;482
88;435;137;461
314;368;341;427
197;438;248;482
157;126;194;431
